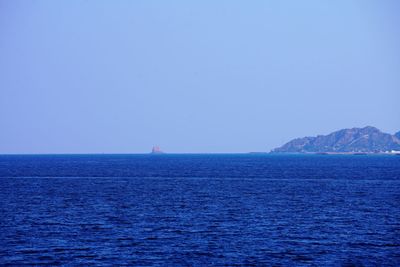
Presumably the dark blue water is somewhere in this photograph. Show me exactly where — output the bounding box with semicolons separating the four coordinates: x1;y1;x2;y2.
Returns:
0;154;399;266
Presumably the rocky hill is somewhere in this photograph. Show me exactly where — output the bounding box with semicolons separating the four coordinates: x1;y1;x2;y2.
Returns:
272;126;400;153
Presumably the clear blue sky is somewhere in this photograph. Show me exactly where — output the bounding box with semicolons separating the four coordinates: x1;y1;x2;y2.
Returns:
0;0;399;153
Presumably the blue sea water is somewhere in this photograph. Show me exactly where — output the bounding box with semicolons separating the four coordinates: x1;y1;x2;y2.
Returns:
0;154;399;266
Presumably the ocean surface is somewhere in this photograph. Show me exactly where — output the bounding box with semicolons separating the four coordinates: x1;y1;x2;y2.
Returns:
0;154;399;266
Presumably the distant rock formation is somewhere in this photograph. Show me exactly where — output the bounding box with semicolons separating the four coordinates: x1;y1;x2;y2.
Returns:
395;131;400;140
272;126;400;153
151;146;164;154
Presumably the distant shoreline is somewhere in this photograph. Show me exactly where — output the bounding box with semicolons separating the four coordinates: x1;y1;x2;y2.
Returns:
0;152;399;156
268;152;400;156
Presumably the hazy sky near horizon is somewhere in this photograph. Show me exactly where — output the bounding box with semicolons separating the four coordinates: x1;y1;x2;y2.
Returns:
1;0;399;153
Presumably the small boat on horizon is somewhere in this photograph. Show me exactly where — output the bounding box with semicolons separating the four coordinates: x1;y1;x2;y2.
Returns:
151;146;164;154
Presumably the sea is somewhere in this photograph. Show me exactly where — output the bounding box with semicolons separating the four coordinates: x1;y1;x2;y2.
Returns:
0;154;399;266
